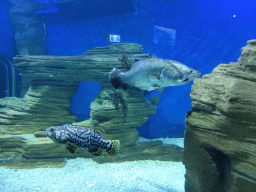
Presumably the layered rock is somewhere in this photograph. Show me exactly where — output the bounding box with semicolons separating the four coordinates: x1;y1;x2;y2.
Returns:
184;40;256;191
0;43;184;168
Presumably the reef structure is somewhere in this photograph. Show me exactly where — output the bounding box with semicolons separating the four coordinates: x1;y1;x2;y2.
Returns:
183;40;256;191
0;43;183;168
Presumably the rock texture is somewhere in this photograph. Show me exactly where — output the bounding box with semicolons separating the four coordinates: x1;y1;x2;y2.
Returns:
183;39;256;191
0;43;184;168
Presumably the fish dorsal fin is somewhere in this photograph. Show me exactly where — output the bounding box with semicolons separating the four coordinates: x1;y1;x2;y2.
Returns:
71;125;104;134
72;125;90;130
148;54;157;58
93;127;105;134
133;58;140;63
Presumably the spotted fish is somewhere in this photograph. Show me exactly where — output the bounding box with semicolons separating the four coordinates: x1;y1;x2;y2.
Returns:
44;125;120;157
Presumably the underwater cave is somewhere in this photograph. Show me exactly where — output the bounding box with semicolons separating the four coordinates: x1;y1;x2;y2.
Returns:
69;81;101;121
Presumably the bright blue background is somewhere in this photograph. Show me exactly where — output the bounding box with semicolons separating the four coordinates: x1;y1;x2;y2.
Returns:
0;0;16;98
0;0;16;59
1;0;255;138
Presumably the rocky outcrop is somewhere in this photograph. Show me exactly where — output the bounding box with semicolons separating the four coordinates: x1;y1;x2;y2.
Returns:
183;40;256;191
0;43;184;168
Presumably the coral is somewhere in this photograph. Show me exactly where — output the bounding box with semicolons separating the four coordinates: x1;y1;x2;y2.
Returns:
109;90;128;123
95;98;103;105
102;30;110;45
118;54;131;70
151;95;160;105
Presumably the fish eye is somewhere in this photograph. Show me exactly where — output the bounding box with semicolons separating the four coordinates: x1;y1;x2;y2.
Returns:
50;128;54;132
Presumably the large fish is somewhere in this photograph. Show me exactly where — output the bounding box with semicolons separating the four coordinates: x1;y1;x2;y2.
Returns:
109;57;189;91
44;125;120;157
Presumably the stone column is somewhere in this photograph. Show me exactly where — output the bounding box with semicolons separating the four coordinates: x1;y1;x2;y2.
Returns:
183;40;256;192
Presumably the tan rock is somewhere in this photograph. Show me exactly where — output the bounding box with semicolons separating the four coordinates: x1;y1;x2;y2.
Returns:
184;39;256;191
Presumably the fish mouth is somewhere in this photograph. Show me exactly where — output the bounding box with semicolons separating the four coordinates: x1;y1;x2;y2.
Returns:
183;77;189;82
195;72;202;78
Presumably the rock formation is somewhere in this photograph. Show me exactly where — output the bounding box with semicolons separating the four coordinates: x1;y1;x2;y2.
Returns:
0;43;183;168
183;40;256;191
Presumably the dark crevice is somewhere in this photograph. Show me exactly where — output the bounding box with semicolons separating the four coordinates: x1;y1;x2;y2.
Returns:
206;148;231;191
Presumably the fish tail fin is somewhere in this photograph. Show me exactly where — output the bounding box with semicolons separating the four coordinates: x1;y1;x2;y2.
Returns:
107;140;120;157
109;68;128;90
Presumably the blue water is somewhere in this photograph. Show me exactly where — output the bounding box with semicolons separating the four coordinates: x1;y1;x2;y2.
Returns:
0;1;255;191
1;0;256;138
0;0;16;59
0;0;16;98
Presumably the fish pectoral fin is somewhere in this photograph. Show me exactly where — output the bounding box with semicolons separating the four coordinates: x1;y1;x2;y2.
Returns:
88;148;103;156
147;85;159;91
157;87;164;93
133;58;140;63
66;142;78;154
148;54;157;58
67;147;75;154
148;88;157;91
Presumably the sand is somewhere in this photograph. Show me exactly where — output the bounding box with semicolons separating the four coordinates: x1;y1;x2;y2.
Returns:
0;138;185;192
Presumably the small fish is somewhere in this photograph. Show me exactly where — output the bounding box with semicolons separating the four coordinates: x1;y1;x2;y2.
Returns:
44;125;120;157
109;57;189;91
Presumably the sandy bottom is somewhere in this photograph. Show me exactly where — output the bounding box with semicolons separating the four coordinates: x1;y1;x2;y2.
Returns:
0;138;185;192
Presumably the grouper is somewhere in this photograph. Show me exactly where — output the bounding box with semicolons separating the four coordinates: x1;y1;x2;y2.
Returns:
44;125;120;157
109;57;189;91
